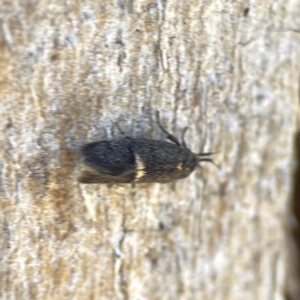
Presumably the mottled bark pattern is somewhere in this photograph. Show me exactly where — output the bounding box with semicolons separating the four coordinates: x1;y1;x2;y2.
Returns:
0;0;300;299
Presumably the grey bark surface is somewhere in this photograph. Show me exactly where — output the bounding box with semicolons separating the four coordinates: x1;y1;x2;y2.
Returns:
1;1;300;299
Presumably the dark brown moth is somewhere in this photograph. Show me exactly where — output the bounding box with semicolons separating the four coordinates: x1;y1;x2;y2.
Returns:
78;112;216;183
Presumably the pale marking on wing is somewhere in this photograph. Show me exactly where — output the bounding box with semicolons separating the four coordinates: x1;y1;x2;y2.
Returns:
176;162;183;170
134;154;146;181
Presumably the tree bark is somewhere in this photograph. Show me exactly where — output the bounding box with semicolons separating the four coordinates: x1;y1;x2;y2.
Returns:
1;1;300;299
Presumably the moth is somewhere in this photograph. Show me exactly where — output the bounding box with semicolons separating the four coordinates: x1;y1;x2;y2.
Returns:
78;112;216;183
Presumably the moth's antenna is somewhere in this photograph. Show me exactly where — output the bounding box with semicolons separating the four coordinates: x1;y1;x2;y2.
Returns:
196;151;219;156
197;152;220;168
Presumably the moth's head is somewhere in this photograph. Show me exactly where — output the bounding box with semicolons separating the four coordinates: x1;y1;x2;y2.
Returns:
175;148;218;180
172;150;198;180
175;125;218;171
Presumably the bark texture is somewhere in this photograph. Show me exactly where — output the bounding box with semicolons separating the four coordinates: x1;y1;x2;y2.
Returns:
1;0;300;299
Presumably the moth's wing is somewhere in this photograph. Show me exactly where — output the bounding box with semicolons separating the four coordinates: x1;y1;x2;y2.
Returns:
79;162;136;183
78;170;132;183
84;161;135;176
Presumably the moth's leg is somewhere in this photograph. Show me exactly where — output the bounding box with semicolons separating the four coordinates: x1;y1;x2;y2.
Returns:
156;111;180;146
114;122;130;138
181;127;188;148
